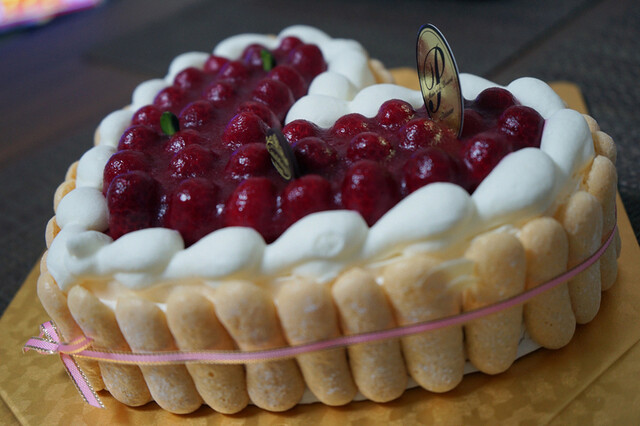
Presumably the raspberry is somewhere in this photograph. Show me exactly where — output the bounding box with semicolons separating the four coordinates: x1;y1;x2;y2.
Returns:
178;100;215;130
288;44;326;81
203;55;229;74
118;125;160;151
376;99;415;129
276;36;303;56
221;112;269;150
399;118;444;151
461;109;486;139
224;143;271;180
498;105;544;149
131;105;163;133
293;137;338;172
164;129;207;155
173;67;205;91
474;87;517;115
236;101;280;129
103;150;151;193
153;86;187;115
252;78;295;122
462;133;512;189
283;119;320;143
202;81;235;107
347;132;394;162
267;65;306;99
282;175;334;227
331;113;370;140
402;148;456;193
168;144;216;179
341;160;398;226
217;60;249;82
242;44;269;69
106;171;157;239
223;177;278;241
165;178;219;246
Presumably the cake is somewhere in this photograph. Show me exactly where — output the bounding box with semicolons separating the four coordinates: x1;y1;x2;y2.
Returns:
37;25;620;414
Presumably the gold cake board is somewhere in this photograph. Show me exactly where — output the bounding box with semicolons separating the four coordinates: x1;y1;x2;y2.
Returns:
2;77;640;425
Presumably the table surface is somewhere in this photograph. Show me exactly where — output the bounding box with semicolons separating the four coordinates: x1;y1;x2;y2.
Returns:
1;0;639;317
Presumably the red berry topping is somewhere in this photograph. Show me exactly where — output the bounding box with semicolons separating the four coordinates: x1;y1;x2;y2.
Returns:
224;143;271;180
168;144;216;179
283;119;320;143
462;133;512;187
224;177;277;241
164;129;206;155
165;178;218;246
474;87;517;114
461;109;486;139
341;160;398;226
217;60;249;82
282;175;334;227
118;125;159;151
347;132;394;162
103;150;151;193
376;99;415;129
221;112;269;150
252;78;295;122
242;44;269;69
498;105;544;149
131;105;163;133
289;44;326;81
203;55;229;74
399;118;445;151
179;100;215;130
202;81;235;107
267;65;306;99
293;137;338;172
331;113;370;140
173;67;205;91
236;101;279;129
402;148;456;193
276;36;303;56
153;86;187;114
107;171;157;239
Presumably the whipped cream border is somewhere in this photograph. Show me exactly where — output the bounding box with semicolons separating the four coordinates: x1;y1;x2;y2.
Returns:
47;26;595;291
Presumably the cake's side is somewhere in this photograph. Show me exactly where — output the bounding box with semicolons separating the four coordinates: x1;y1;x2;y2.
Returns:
36;26;620;414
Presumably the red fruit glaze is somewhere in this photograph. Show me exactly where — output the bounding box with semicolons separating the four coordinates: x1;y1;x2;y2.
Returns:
165;178;218;246
498;105;544;149
107;171;157;239
342;160;399;226
282;175;334;227
460;109;486;139
224;177;278;241
403;148;456;193
347;132;394;162
118;125;160;151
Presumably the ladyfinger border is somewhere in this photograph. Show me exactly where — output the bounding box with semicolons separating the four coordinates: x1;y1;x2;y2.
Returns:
36;112;620;413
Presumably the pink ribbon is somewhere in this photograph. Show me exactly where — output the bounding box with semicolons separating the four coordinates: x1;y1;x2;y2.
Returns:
24;221;617;408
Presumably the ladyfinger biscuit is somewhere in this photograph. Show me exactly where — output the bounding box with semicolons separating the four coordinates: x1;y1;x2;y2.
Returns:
556;191;603;324
53;180;75;212
275;279;356;406
332;268;407;402
65;161;79;181
165;287;249;414
115;297;202;414
36;273;104;391
40;251;48;274
520;218;576;349
213;281;305;412
464;232;526;375
582;114;599;133
593;131;617;165
586;155;618;291
383;255;465;392
67;286;151;407
45;217;60;249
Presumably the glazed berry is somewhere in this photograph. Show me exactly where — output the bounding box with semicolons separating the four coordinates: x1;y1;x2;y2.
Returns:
236;101;279;129
221;112;269;150
399;118;445;151
165;178;218;246
224;177;277;241
118;125;159;151
347;132;394;162
474;87;517;114
341;160;398;226
173;67;205;91
153;86;187;114
107;171;157;239
461;109;485;139
224;143;271;180
276;36;303;56
217;60;249;82
282;175;334;227
402;148;456;193
103;150;151;193
267;65;306;99
498;105;544;149
252;78;295;122
202;81;235;107
203;55;229;74
288;44;326;81
164;129;207;155
179;100;215;130
462;133;512;187
242;44;269;69
131;105;163;133
283;119;320;143
331;113;370;140
168;144;216;179
376;99;415;129
293;137;338;172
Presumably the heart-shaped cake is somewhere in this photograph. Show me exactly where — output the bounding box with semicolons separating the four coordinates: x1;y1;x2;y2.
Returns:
38;25;619;414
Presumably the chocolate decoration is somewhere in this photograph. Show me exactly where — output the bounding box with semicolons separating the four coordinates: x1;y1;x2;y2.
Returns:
416;24;464;137
266;128;300;181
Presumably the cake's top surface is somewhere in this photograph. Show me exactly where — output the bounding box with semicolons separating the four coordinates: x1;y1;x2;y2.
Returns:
48;26;594;291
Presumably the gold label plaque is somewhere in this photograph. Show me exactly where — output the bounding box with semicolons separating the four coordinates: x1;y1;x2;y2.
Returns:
416;24;464;137
266;128;300;181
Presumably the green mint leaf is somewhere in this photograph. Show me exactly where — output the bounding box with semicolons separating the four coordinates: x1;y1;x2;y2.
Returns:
260;49;276;71
160;111;179;136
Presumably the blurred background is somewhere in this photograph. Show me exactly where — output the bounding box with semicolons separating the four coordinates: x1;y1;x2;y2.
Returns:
1;0;638;314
